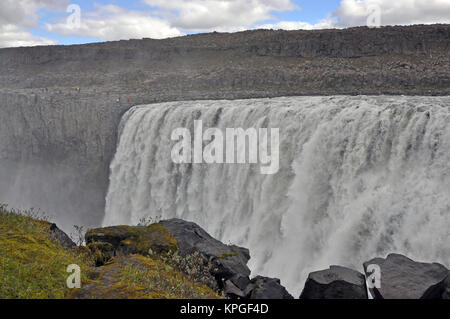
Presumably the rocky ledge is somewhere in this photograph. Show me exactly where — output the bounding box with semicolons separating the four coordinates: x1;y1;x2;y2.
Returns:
75;218;449;299
82;218;293;299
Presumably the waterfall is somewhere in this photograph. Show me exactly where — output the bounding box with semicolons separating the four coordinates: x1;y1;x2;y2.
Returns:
103;95;450;294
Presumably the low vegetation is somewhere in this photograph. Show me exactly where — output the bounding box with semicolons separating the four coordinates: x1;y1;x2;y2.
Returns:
0;205;93;298
0;205;223;299
159;250;218;290
118;255;221;299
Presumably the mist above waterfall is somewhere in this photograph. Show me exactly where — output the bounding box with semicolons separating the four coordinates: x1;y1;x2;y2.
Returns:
103;96;450;294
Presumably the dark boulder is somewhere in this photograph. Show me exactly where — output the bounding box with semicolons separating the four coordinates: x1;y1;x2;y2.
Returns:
223;274;252;298
224;278;247;298
442;275;450;299
49;223;76;249
224;275;293;299
159;219;251;285
229;274;252;291
246;276;294;299
299;266;368;299
363;253;449;299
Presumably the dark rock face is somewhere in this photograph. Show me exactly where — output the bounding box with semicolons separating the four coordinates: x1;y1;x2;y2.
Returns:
0;25;448;230
159;219;251;284
160;218;293;299
363;254;449;299
228;274;252;292
299;265;368;299
48;223;76;249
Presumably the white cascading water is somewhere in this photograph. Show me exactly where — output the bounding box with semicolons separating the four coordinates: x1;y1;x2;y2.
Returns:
103;96;450;295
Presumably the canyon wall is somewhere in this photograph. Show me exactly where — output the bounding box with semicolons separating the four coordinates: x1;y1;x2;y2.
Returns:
0;25;448;231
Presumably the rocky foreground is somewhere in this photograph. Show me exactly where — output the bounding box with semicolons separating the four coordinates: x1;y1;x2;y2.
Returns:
78;219;293;299
1;205;449;299
60;218;449;299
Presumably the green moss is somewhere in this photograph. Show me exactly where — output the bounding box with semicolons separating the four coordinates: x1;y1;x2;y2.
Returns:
218;250;238;259
140;223;178;254
86;223;178;256
0;205;94;299
86;225;141;240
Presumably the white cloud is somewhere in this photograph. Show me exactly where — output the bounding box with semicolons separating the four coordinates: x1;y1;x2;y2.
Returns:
0;0;66;48
257;18;335;31
333;0;450;27
144;0;298;31
140;0;449;35
46;4;183;40
0;24;56;48
0;0;67;27
257;0;450;32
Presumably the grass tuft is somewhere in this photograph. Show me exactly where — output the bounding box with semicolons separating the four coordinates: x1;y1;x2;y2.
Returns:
0;204;94;299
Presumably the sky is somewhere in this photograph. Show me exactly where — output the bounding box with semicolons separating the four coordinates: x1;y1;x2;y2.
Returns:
0;0;449;48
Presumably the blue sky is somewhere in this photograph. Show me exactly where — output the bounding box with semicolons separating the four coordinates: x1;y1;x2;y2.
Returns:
1;0;449;48
38;0;342;44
